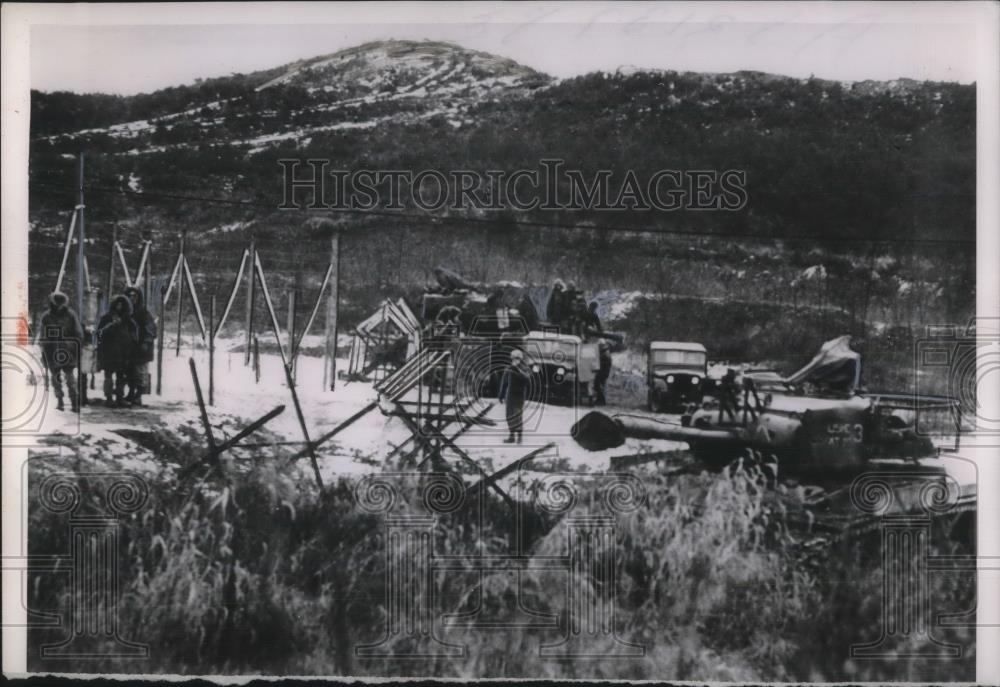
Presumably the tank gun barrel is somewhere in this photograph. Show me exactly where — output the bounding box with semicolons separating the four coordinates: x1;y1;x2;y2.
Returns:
572;410;737;452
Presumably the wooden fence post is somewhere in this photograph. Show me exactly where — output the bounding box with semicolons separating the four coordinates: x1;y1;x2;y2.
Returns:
325;232;340;391
286;289;297;382
107;226;117;297
245;240;256;367
143;241;153;317
209;295;215;406
175;231;186;357
253;335;260;383
156;286;165;395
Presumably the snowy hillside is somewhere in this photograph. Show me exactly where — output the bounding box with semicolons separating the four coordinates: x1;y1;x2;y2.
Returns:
35;40;552;156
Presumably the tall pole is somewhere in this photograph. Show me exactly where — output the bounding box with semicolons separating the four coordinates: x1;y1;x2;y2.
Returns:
326;232;340;391
286;289;297;382
175;231;186;357
143;240;153;318
209;295;216;406
156;287;165;395
107;225;117;303
245;240;256;367
77;154;85;320
77;154;86;408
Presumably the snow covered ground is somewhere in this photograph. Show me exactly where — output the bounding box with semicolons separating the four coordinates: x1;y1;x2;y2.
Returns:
21;339;687;485
15;333;977;498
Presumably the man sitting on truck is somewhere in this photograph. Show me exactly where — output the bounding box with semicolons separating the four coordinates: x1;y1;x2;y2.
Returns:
584;301;603;336
546;279;568;327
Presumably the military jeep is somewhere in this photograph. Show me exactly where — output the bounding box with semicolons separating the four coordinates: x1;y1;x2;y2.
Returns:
647;341;708;412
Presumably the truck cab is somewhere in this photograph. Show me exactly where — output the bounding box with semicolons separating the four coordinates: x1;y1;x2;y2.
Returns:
647;341;708;412
522;330;598;406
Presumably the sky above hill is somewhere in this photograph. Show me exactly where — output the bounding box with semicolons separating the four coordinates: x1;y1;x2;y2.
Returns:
28;5;982;94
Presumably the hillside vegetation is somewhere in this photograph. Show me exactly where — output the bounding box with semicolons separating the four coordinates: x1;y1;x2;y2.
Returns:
27;40;975;369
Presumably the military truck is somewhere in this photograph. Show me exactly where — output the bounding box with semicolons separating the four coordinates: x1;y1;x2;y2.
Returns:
522;330;599;406
646;341;708;412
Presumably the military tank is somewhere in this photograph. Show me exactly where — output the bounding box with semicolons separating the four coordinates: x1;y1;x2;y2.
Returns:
572;336;965;477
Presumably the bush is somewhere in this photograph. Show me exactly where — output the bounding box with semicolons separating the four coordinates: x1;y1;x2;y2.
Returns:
26;434;974;679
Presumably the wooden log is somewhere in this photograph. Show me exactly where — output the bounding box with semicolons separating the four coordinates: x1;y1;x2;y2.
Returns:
189;357;216;453
288;400;378;463
284;363;323;489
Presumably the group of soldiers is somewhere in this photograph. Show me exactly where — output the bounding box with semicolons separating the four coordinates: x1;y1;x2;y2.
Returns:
546;279;613;405
39;286;157;412
495;279;617;443
545;279;603;339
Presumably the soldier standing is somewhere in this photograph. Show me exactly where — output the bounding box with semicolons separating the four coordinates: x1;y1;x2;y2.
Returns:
123;286;157;406
593;340;612;406
39;291;83;412
96;295;139;407
546;279;567;327
500;348;531;444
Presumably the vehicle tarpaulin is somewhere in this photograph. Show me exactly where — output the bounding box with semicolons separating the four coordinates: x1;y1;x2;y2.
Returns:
783;335;861;392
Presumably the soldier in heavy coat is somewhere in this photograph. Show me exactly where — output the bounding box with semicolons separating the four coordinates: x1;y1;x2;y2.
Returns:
593;340;612;406
39;291;83;412
97;295;139;407
123;286;157;405
546;279;568;327
500;348;532;444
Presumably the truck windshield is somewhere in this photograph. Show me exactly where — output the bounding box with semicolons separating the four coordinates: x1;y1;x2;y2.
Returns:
526;339;577;360
652;350;706;367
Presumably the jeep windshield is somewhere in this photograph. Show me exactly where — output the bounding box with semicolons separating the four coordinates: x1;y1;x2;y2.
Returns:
525;339;577;364
651;350;706;368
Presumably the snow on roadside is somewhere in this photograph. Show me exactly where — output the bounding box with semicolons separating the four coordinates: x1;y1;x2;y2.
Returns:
22;341;651;485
